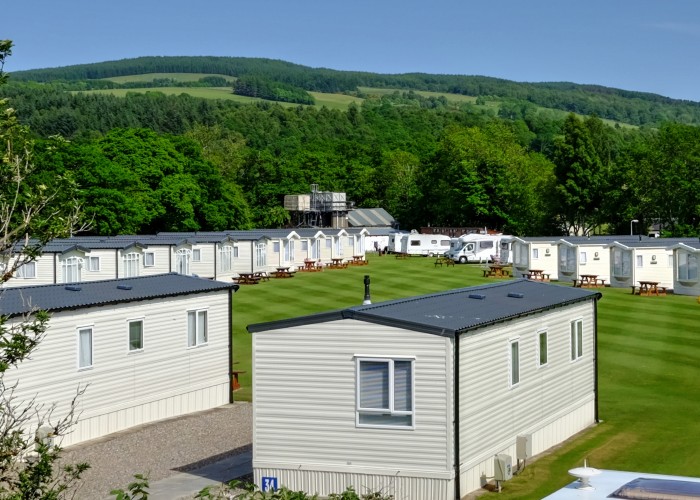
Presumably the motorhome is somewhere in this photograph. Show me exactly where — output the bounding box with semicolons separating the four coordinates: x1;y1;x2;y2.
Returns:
446;234;512;263
389;231;452;256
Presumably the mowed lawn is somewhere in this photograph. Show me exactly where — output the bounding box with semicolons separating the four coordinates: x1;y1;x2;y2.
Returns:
231;254;700;498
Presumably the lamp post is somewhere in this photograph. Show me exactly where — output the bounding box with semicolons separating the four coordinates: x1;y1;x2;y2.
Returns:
630;219;639;235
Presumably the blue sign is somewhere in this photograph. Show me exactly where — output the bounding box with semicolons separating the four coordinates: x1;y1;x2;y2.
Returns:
262;476;278;492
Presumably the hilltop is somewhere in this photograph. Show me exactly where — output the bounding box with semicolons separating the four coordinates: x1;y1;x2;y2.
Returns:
9;55;700;126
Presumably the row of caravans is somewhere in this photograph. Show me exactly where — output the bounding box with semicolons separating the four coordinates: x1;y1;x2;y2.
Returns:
509;235;700;296
2;228;368;288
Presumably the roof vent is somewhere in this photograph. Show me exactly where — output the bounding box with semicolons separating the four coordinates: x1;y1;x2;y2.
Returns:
64;285;81;291
508;292;524;299
117;285;133;290
468;293;486;300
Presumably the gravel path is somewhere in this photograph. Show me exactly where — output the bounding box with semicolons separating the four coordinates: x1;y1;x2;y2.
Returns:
60;402;252;499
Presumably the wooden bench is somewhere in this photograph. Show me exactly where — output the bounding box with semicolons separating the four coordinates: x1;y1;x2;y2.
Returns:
659;286;667;296
631;285;637;295
435;257;455;268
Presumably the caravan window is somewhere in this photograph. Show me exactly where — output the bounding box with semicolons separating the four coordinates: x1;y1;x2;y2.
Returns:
441;240;451;247
410;240;420;247
356;357;414;429
479;241;494;249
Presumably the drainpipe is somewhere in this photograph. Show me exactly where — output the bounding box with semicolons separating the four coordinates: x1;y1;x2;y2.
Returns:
228;287;234;404
454;331;461;500
594;297;599;423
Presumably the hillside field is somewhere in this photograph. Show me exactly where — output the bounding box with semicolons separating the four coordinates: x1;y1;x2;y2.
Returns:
232;255;700;499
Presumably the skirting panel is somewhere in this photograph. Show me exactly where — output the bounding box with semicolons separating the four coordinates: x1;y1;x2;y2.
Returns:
63;382;229;447
459;397;595;496
254;468;454;500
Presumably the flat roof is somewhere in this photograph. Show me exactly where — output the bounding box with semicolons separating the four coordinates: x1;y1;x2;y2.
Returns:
0;273;238;317
248;279;600;337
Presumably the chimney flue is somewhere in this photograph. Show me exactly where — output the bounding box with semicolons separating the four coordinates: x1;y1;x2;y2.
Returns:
363;275;371;305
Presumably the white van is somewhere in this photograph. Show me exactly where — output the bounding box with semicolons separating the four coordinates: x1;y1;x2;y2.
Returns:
446;234;512;263
390;231;452;256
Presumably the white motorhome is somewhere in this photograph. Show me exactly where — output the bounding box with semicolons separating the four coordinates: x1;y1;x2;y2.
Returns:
390;231;451;256
446;234;512;264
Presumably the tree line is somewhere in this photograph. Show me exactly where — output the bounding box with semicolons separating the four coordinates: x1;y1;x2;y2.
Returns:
5;89;694;237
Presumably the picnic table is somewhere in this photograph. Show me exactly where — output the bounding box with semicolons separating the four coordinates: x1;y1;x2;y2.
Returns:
326;258;348;269
633;281;666;296
350;255;368;266
573;274;605;288
301;259;322;272
434;256;455;268
234;272;261;285
272;267;295;278
483;264;510;278
525;269;550;282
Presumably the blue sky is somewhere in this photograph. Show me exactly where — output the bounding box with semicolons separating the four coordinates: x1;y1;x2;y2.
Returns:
5;0;700;101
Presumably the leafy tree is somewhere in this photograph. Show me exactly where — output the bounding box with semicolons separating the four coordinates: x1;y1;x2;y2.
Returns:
552;114;607;235
0;39;89;499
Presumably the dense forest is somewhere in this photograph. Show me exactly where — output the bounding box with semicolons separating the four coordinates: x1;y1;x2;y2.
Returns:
2;52;700;237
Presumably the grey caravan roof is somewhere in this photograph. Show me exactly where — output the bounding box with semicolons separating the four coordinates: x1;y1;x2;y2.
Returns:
347;208;395;227
560;235;654;245
612;238;700;249
0;273;238;318
248;279;600;338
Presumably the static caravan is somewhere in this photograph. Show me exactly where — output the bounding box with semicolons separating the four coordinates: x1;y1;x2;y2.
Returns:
557;236;652;285
671;242;700;296
509;237;560;279
607;240;695;290
250;280;601;500
0;273;238;447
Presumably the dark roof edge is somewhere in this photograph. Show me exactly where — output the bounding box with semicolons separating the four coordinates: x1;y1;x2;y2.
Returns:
247;292;601;336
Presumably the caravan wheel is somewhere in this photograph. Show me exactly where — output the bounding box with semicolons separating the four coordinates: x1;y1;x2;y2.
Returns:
459;256;467;264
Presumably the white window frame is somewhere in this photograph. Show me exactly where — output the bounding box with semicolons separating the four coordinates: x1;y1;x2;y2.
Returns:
613;248;631;277
62;256;82;283
219;244;233;273
143;252;156;267
514;243;528;267
355;356;415;429
256;242;267;267
15;261;37;279
123;252;141;278
192;248;202;262
128;318;144;352
678;252;698;282
325;238;332;249
175;248;191;275
532;248;539;260
273;242;280;254
187;309;208;348
300;240;308;253
77;326;93;370
311;239;321;260
509;338;520;388
284;240;295;262
560;245;576;273
86;256;100;272
579;251;587;265
570;319;584;362
335;237;344;256
636;254;643;268
537;330;548;367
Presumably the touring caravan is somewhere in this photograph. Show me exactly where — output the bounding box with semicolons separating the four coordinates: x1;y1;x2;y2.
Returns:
389;231;452;256
446;234;512;263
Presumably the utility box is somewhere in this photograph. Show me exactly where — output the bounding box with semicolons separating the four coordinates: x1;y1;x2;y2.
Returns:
516;434;532;460
494;454;513;481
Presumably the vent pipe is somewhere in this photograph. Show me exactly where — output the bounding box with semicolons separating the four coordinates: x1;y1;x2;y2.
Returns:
363;275;371;305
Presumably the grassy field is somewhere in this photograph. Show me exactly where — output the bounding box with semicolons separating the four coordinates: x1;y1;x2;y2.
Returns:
78;87;362;110
231;254;700;498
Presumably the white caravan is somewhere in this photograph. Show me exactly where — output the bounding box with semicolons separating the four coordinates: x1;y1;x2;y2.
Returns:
390;231;452;256
446;234;512;263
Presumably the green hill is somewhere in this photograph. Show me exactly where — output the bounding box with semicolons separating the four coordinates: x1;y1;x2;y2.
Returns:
9;55;700;126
